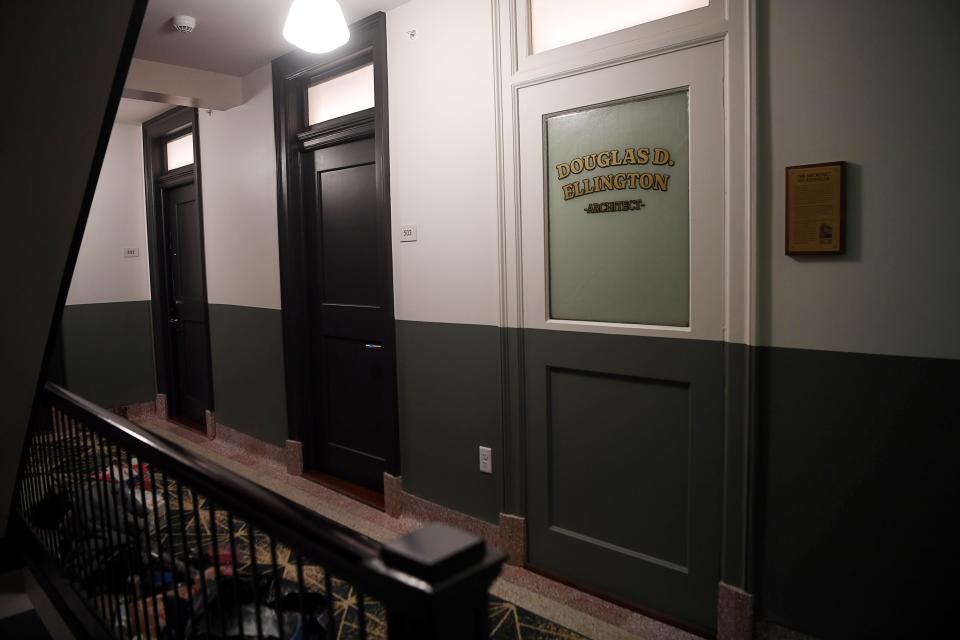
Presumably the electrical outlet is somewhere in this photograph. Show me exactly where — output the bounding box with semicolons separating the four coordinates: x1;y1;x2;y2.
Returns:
479;446;493;474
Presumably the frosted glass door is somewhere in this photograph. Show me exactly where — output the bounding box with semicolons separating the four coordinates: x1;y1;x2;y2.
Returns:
546;90;689;325
518;41;723;340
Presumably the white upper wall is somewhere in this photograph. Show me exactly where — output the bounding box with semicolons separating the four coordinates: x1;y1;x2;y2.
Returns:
760;0;960;360
67;124;151;305
387;0;501;326
198;63;283;310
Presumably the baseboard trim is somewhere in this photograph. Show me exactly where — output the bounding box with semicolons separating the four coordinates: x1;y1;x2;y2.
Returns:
155;393;167;419
718;582;754;640
142;424;527;565
383;472;402;517
285;439;304;476
204;409;216;440
211;420;286;465
110;399;157;420
386;477;526;566
754;621;821;640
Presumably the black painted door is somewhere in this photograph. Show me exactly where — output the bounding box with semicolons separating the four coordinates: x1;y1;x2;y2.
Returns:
161;182;212;425
303;136;397;491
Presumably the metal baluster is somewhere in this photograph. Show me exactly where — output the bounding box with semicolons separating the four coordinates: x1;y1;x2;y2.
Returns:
41;411;61;557
247;524;264;640
48;414;71;562
23;422;39;518
209;502;228;639
27;422;45;535
149;464;180;638
270;538;284;640
110;443;140;640
49;414;76;574
53;414;93;605
109;437;138;638
15;408;34;518
84;427;112;623
14;433;28;517
104;436;137;639
227;513;245;639
357;587;368;640
161;472;184;638
324;571;335;640
22;416;37;515
296;555;306;638
137;457;163;637
69;419;108;619
44;412;64;562
34;412;56;554
100;437;135;640
90;432;122;633
176;481;196;636
121;450;148;640
77;421;105;617
191;489;213;639
70;418;102;614
19;409;43;522
22;421;40;534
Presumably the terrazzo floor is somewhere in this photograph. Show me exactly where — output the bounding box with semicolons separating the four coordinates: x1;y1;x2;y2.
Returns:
133;415;705;640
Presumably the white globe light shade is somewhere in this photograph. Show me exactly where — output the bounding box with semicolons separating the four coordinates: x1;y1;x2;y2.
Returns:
283;0;350;54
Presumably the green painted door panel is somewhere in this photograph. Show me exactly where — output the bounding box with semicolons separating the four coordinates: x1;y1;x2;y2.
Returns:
524;329;724;632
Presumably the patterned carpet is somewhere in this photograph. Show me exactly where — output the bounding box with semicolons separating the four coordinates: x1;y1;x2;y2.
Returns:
165;490;587;639
23;428;590;639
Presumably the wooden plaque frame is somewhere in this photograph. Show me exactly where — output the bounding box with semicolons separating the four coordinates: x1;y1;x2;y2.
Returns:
785;161;845;255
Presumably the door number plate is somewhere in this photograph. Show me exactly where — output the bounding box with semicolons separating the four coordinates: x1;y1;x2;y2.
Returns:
400;225;418;242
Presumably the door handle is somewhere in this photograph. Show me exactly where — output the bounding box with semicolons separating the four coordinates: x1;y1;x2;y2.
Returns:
169;318;180;325
364;343;382;350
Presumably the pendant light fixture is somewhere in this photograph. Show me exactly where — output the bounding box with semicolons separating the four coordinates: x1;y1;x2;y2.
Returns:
283;0;350;54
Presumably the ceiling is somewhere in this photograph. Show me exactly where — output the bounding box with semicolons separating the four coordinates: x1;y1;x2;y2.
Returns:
134;0;408;77
115;98;175;124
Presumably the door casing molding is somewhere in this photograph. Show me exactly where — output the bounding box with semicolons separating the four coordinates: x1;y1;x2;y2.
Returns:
490;0;757;598
272;12;399;477
142;106;215;419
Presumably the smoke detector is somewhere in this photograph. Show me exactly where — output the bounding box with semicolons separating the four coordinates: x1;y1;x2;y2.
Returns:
172;15;196;33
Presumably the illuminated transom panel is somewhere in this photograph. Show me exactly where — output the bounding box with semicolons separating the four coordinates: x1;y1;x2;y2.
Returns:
165;133;194;171
307;64;375;126
529;0;710;53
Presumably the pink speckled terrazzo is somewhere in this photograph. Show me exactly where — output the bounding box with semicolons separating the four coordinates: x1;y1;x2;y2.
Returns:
131;414;714;640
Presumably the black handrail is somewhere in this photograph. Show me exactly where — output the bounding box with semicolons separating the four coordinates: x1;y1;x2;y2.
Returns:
46;384;378;580
12;382;504;639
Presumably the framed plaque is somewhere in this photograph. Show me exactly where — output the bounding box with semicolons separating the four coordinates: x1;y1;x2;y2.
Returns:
785;161;845;255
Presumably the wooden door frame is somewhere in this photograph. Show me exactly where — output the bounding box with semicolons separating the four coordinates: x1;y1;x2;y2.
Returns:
272;12;400;477
142;106;215;420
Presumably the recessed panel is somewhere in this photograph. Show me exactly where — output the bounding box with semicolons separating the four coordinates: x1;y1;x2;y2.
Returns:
546;90;690;326
548;367;690;568
322;336;386;460
173;198;203;301
318;163;379;306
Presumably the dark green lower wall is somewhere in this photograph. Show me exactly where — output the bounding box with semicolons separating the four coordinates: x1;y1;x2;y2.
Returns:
396;321;503;523
755;346;959;639
395;320;958;636
58;302;288;446
52;306;960;635
208;304;288;446
60;302;155;408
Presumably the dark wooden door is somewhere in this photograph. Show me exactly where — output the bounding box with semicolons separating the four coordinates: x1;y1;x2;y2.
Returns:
303;136;397;491
161;182;212;425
